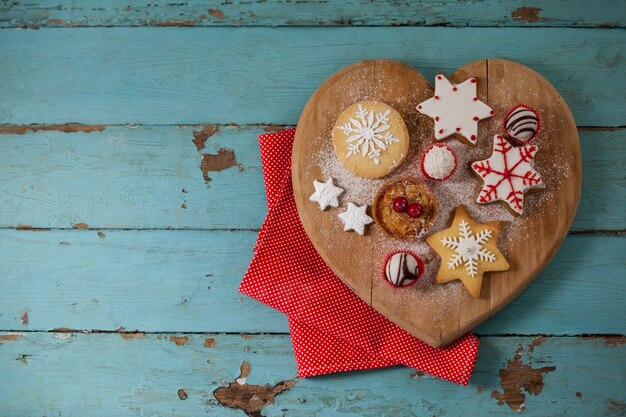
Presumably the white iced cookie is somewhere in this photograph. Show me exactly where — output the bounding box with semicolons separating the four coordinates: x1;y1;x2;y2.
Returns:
309;178;344;211
417;74;494;145
338;202;373;235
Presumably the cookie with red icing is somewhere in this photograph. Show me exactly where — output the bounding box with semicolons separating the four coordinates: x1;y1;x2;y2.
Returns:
471;135;545;215
417;74;494;145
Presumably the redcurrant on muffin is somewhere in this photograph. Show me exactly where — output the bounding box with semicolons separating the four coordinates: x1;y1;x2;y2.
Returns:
372;176;438;240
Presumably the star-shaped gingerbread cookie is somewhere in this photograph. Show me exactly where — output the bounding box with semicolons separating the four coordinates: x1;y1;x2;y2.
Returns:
426;205;510;298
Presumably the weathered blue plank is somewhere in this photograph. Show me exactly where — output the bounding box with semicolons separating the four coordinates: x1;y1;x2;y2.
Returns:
0;230;623;335
1;0;624;28
0;126;622;231
0;333;623;416
0;28;624;126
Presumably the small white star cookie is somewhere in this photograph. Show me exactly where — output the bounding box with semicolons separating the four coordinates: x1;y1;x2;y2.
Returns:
338;202;373;235
309;178;344;211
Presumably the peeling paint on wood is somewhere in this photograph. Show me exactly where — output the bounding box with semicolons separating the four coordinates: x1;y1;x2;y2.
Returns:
155;20;196;27
15;225;50;231
410;370;425;379
580;335;626;346
120;332;145;340
491;345;556;411
177;388;188;400
511;7;547;22
208;9;225;19
20;311;28;325
204;337;215;348
262;124;291;132
169;335;189;346
213;361;296;417
52;327;81;333
97;232;106;239
72;223;89;230
200;149;244;182
528;335;548;352
192;125;220;151
0;124;105;134
0;333;23;342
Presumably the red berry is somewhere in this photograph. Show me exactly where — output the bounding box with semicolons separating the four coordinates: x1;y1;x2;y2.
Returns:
407;203;423;218
393;197;408;213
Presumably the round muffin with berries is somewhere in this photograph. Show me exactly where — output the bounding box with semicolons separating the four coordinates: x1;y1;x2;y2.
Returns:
373;176;438;240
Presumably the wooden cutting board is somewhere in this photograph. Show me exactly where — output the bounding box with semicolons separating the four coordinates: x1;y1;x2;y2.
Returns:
292;59;581;348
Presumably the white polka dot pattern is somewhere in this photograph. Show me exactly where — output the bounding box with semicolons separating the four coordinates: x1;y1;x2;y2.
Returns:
240;128;480;385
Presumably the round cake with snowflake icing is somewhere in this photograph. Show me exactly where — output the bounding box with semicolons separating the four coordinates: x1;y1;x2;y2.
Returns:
332;100;409;179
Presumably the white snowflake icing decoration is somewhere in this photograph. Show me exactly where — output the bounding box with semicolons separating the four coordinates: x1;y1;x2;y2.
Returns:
337;104;400;165
441;220;496;277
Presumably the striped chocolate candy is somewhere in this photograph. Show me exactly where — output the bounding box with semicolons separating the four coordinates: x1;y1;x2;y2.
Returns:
384;251;423;287
504;105;540;144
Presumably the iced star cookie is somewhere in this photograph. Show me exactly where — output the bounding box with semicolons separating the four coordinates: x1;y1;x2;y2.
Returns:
417;74;494;145
373;176;438;240
332;100;409;179
426;205;510;299
471;135;544;215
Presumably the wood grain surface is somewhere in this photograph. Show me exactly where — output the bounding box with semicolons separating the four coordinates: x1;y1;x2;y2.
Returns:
0;1;624;415
0;332;624;417
1;28;625;126
292;59;581;347
2;0;624;28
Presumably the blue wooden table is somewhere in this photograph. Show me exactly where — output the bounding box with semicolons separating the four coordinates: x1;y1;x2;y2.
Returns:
1;2;625;416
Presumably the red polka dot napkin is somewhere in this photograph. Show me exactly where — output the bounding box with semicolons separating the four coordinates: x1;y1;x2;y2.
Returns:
240;128;480;385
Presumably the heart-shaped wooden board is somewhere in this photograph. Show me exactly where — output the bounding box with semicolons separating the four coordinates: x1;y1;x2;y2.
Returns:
292;59;581;348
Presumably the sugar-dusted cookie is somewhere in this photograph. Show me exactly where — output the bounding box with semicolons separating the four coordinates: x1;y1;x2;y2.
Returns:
338;202;373;235
471;135;544;215
416;74;494;145
426;205;510;298
332;100;409;179
309;178;344;211
373;176;438;240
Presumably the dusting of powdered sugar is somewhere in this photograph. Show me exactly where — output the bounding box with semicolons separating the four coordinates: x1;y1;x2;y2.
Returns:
310;72;569;307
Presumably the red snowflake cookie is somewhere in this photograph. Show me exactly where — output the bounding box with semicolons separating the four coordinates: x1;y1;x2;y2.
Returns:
471;135;545;215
